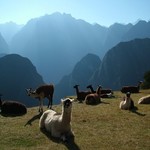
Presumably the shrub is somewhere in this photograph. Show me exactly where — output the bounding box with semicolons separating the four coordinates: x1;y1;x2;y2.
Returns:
142;70;150;89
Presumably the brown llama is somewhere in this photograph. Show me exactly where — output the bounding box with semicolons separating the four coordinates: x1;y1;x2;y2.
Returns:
73;85;91;102
121;81;142;93
87;85;113;98
85;85;102;105
0;94;27;115
26;84;54;112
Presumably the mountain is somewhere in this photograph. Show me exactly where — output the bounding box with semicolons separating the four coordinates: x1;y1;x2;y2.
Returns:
92;38;150;90
103;23;133;51
55;53;101;101
9;13;150;84
10;13;106;84
123;20;150;41
0;22;23;45
0;33;9;54
0;54;44;107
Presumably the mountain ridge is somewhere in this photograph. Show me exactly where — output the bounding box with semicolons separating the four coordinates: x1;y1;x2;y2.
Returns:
93;38;150;90
0;54;44;107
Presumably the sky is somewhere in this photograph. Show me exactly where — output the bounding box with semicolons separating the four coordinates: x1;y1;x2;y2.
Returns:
0;0;150;27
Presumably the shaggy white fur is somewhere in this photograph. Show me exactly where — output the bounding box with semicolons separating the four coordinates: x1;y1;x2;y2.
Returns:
120;92;134;110
120;98;131;110
39;98;74;141
138;95;150;104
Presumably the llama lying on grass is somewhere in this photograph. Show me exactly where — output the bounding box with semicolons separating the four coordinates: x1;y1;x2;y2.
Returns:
85;85;102;105
121;81;142;93
138;95;150;104
73;85;91;102
26;84;54;112
39;98;74;141
119;92;135;110
87;85;113;98
0;94;27;115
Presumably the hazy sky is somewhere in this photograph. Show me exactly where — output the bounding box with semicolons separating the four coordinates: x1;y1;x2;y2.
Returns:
0;0;150;26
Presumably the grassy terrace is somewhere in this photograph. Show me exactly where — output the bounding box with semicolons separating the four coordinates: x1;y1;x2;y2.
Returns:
0;90;150;150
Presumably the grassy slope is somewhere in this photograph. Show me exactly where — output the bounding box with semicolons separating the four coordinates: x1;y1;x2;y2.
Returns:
0;90;150;150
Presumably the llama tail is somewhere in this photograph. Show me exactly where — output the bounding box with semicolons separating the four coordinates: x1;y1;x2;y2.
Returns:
39;110;50;129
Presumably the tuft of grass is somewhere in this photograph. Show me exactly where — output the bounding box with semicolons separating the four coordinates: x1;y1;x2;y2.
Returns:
0;90;150;150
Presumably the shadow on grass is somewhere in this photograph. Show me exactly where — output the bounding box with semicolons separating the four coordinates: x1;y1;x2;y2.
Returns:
40;128;80;150
24;112;43;126
101;101;110;104
130;106;146;116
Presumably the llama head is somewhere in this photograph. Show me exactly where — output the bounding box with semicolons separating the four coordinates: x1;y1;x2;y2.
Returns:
26;88;37;98
73;85;79;88
61;98;74;112
86;85;92;88
126;92;131;98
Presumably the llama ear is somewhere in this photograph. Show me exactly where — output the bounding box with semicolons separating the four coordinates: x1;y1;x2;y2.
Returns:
61;99;64;102
25;89;29;93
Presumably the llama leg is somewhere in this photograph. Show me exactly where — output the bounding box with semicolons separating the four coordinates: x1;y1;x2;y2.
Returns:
47;96;50;109
39;99;43;113
50;96;53;109
48;96;52;109
41;100;43;112
39;99;41;112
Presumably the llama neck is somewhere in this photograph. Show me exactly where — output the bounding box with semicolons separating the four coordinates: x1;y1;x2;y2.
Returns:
89;87;95;93
0;96;2;108
75;87;79;94
125;97;131;104
96;87;101;96
61;108;72;124
137;84;140;90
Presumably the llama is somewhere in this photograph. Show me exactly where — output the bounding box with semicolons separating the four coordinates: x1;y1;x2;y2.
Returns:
73;85;91;102
26;84;54;112
119;92;135;110
0;94;27;115
138;95;150;104
87;85;113;98
39;98;74;141
86;85;95;93
85;85;102;105
121;81;142;93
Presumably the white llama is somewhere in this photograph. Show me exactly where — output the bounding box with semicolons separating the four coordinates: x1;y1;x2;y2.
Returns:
39;98;74;141
138;95;150;104
120;92;135;110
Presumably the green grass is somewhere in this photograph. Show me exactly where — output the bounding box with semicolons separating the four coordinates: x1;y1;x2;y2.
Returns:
0;90;150;150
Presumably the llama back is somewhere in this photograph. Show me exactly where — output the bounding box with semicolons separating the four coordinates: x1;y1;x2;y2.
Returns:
39;110;56;129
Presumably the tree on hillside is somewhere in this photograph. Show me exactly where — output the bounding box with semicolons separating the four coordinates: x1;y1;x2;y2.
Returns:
142;70;150;89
